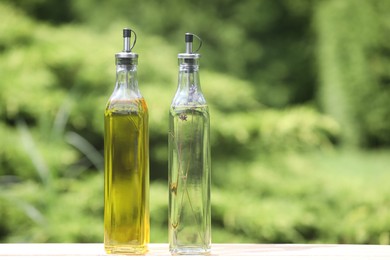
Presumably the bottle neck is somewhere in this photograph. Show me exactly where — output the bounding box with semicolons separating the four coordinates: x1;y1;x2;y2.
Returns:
173;59;206;106
178;57;201;91
115;64;139;91
178;64;200;90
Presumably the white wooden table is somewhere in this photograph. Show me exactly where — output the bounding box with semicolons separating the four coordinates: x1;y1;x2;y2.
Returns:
1;243;390;259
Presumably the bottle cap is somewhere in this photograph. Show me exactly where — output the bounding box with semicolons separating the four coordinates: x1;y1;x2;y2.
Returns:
116;28;138;65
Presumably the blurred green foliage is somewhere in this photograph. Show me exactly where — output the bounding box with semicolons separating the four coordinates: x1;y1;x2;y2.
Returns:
316;0;390;146
1;0;390;244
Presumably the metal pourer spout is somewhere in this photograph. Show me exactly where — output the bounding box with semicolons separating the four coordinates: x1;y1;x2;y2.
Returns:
115;28;138;65
178;33;202;64
123;28;131;52
185;33;193;54
121;28;137;53
184;33;202;54
178;33;202;68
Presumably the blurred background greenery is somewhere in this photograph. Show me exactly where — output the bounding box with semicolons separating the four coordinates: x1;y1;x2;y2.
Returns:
1;0;390;244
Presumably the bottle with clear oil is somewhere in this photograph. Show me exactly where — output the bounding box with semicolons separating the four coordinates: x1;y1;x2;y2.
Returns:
104;28;149;255
168;33;211;255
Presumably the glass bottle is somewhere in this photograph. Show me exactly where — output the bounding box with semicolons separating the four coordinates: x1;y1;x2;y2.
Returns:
104;28;149;255
168;33;211;255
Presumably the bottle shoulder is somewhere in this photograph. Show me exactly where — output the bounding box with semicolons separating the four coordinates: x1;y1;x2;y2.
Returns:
109;82;143;100
105;98;148;114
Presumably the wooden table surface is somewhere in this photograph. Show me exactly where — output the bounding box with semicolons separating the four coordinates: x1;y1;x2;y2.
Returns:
1;243;390;259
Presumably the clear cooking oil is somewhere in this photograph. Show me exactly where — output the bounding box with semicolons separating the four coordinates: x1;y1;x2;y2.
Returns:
168;33;211;255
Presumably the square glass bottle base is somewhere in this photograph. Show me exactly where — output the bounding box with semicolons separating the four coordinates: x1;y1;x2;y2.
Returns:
170;245;211;255
104;244;148;255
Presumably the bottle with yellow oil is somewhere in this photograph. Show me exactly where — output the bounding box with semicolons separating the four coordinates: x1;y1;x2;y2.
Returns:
104;28;149;255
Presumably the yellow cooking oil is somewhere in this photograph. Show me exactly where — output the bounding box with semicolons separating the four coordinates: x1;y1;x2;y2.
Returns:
104;98;149;255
